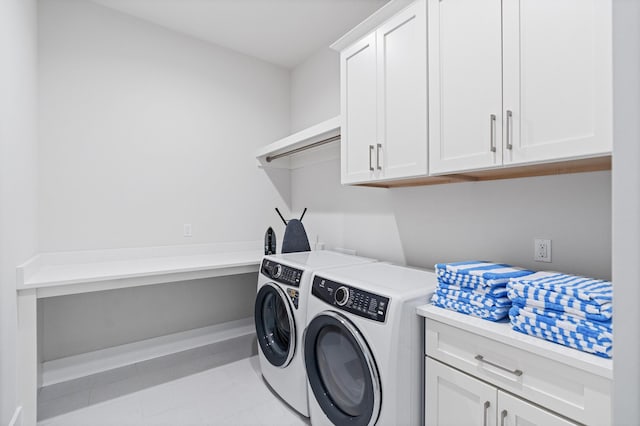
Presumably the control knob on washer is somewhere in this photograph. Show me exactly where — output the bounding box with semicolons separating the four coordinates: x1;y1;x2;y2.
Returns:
334;286;350;306
273;264;282;278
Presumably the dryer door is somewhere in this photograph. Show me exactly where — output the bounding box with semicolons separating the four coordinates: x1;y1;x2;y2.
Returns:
304;311;381;426
254;283;296;367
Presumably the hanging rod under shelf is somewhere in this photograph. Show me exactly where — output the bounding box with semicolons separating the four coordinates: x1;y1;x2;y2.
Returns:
266;134;341;162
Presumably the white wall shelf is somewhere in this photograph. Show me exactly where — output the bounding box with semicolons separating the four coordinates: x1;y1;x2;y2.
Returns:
17;241;262;298
255;116;340;169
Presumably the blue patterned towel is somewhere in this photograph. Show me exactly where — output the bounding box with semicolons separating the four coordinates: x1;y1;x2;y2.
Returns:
436;261;535;288
512;305;612;332
509;305;612;337
431;293;510;321
509;271;612;305
510;312;612;358
507;284;612;321
437;281;508;298
436;287;511;309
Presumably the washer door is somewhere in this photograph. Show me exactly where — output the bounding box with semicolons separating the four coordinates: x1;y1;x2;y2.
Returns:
254;283;296;368
304;311;381;426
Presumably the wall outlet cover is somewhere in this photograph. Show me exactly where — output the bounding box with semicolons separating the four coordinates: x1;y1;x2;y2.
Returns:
534;238;552;262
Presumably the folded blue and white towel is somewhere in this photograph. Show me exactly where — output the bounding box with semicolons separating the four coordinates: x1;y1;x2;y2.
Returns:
437;281;508;298
436;261;535;288
510;314;612;358
432;293;510;321
509;271;612;305
436;287;511;309
507;285;612;321
511;305;612;333
509;305;612;338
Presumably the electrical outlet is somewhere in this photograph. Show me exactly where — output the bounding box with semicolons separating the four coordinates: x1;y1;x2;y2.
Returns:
534;238;551;262
183;224;192;237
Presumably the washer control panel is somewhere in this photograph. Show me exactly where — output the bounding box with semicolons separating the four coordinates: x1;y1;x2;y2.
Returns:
312;276;390;323
261;259;303;287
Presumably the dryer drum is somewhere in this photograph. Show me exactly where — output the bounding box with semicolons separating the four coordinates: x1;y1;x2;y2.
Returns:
254;284;296;368
304;311;381;426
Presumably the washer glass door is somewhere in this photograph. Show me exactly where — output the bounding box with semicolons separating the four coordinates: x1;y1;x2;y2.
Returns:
254;283;295;367
304;311;381;426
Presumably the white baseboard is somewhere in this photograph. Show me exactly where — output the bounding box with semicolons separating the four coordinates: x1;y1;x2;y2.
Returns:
8;406;22;426
42;317;255;387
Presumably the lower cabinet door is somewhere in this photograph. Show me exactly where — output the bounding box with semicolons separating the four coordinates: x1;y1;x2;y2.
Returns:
498;391;579;426
426;357;497;426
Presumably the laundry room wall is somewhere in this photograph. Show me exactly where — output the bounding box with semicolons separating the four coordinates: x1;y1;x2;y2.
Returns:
0;0;38;422
288;47;613;280
37;0;291;360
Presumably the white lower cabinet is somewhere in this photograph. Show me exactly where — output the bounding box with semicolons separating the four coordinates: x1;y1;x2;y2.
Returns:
426;357;578;426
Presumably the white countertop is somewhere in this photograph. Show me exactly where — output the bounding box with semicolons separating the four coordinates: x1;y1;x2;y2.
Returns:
17;241;263;298
417;304;613;380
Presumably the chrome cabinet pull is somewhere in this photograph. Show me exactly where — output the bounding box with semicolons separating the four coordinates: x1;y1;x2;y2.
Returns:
506;110;513;150
483;401;491;426
490;114;497;152
475;355;523;377
500;409;508;426
369;145;374;171
376;144;382;170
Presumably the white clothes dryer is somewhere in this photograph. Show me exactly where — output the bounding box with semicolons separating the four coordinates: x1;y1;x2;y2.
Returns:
304;263;438;426
255;251;376;417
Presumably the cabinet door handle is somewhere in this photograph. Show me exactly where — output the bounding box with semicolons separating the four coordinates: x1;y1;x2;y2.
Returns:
475;355;523;377
483;401;491;426
506;110;513;150
490;114;497;152
369;145;374;171
500;409;508;426
376;143;382;170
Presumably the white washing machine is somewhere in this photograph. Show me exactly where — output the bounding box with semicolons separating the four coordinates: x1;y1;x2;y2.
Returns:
304;262;438;426
254;251;376;417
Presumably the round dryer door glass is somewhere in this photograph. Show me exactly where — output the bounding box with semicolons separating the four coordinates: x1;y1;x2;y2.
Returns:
254;284;295;367
304;312;381;426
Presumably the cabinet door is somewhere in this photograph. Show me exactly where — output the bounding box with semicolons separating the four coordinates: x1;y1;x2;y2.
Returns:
376;0;428;180
428;0;503;174
502;0;612;165
426;357;497;426
498;391;579;426
341;33;377;184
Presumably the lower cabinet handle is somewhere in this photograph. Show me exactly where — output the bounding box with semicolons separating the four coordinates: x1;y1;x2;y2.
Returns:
490;114;497;152
376;143;382;170
369;145;374;171
483;401;491;426
501;409;508;426
475;355;523;377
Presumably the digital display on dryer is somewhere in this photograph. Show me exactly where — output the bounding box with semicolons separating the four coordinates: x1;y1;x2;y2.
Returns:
312;276;389;323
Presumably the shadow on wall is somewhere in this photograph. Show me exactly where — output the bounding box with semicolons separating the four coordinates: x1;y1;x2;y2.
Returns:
389;170;612;279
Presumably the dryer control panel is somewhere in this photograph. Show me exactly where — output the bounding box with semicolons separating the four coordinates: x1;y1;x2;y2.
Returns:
312;276;390;323
261;259;303;287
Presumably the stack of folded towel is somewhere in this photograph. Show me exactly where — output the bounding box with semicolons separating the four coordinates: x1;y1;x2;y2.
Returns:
507;272;613;358
431;261;535;321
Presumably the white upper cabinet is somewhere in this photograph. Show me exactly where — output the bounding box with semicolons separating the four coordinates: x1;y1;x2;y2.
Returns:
502;0;612;165
341;0;427;184
427;0;503;174
429;0;612;175
341;33;378;183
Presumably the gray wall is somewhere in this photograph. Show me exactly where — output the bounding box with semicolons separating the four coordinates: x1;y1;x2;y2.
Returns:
37;0;291;361
289;47;612;280
0;0;38;422
42;274;257;361
612;0;640;422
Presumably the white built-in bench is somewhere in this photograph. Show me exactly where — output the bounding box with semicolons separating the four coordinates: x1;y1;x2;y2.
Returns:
16;241;263;426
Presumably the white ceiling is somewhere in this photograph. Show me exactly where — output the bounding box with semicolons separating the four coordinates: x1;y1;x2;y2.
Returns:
89;0;389;68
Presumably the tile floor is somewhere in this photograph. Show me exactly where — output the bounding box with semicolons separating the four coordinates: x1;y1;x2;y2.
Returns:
37;354;310;426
